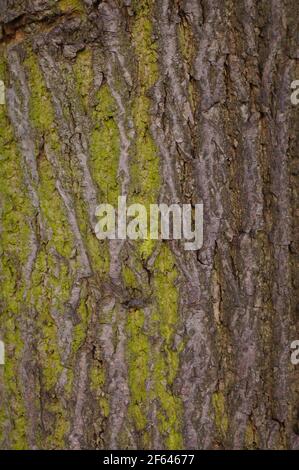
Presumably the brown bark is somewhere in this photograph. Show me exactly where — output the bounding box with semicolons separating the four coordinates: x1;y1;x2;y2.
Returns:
0;0;298;450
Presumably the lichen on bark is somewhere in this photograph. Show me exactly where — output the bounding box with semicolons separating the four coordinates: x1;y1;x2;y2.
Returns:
0;0;298;451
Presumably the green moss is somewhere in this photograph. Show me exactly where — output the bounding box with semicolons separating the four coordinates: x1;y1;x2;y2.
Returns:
25;51;75;258
126;310;150;441
55;59;112;280
132;5;158;90
24;53;54;134
65;369;74;398
130;1;161;262
0;52;33;449
84;81;119;275
90;364;104;388
3;327;28;449
45;401;70;449
89;363;109;418
25;51;65;156
58;0;84;13
99;397;110;419
28;246;72;449
39;158;74;257
30;250;68;391
25;50;74;265
72;296;90;354
72;195;110;277
212;391;228;437
24;50;76;449
87;232;110;275
90;83;120;207
124;5;183;448
89;355;109;418
150;245;183;449
122;259;152;307
73;48;93;112
131;96;160;205
129;1;161;264
122;265;139;290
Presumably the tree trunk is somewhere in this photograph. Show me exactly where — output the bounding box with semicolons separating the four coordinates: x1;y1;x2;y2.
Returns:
0;0;298;450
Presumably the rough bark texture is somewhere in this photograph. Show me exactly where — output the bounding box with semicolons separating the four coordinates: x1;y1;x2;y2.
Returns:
0;0;298;450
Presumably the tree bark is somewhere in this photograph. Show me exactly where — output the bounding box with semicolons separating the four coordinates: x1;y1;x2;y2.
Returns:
0;0;298;450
